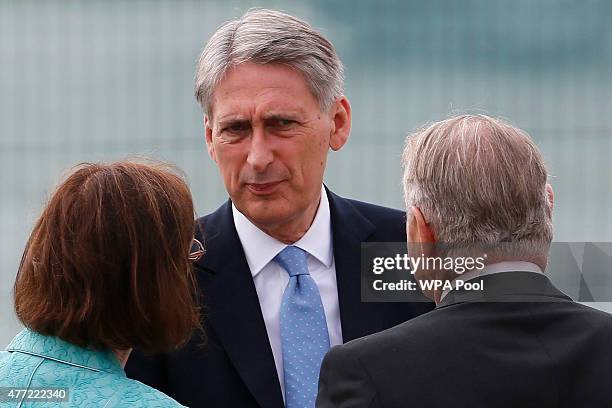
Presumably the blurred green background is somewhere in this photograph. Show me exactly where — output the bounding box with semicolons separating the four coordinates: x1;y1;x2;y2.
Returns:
1;0;611;345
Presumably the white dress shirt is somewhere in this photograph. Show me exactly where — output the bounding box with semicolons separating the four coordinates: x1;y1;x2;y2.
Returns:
441;261;544;301
232;186;343;399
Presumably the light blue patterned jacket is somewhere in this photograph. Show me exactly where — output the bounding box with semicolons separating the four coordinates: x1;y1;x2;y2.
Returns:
0;329;186;407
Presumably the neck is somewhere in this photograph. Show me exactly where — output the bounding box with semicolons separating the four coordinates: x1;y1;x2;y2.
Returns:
258;197;321;244
113;348;132;369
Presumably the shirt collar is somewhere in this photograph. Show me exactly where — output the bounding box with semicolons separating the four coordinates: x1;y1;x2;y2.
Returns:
6;329;124;375
440;261;543;301
232;185;333;278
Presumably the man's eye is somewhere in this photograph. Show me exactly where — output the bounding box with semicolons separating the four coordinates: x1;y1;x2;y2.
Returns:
222;123;250;134
270;118;295;128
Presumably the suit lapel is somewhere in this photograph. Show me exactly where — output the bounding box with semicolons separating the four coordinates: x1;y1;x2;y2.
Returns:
327;189;385;341
194;201;284;408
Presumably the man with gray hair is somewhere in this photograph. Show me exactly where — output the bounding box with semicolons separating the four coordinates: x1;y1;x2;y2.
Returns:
126;9;432;408
317;115;612;407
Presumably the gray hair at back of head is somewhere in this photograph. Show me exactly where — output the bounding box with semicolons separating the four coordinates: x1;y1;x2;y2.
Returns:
195;8;344;116
402;114;553;258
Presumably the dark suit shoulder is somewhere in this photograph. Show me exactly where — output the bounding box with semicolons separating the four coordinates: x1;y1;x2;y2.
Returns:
565;301;612;320
318;344;380;408
325;296;612;407
194;200;231;242
337;305;441;356
340;300;612;368
344;198;405;224
195;202;225;226
317;311;440;407
544;301;612;334
347;300;612;343
332;195;406;242
196;213;210;224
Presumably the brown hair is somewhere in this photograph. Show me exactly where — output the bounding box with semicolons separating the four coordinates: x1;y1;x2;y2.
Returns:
14;160;201;354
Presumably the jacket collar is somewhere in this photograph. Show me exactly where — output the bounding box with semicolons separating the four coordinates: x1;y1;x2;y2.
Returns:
6;329;124;375
437;271;573;309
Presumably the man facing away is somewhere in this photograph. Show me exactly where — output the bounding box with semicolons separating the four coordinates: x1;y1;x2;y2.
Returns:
126;9;432;408
317;115;612;407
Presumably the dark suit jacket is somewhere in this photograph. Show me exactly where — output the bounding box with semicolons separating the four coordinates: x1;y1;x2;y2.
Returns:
126;189;433;408
317;272;612;408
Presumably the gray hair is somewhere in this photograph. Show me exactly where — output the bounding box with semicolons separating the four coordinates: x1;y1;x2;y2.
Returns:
402;115;553;258
195;8;344;116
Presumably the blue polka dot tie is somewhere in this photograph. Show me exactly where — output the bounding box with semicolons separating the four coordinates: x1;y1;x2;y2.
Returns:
274;246;330;408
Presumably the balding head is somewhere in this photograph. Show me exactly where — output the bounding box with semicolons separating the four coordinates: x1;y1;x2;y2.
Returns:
402;115;553;262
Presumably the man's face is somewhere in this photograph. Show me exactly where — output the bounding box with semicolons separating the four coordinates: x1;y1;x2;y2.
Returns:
205;62;348;230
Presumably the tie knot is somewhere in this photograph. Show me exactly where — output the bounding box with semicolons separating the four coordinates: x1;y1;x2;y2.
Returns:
274;246;309;277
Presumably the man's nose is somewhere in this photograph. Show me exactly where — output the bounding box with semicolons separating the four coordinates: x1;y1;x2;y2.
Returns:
246;126;274;172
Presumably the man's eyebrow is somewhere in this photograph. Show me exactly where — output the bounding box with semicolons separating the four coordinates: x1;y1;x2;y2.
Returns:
216;117;250;127
262;112;302;121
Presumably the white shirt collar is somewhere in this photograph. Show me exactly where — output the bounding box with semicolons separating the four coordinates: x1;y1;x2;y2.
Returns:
440;261;543;301
232;185;333;278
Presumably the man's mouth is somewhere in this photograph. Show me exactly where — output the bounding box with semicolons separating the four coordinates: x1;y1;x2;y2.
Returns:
246;181;282;195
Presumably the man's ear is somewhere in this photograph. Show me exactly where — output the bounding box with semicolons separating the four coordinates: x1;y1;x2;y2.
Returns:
329;97;351;151
205;116;217;163
546;183;554;211
407;206;436;244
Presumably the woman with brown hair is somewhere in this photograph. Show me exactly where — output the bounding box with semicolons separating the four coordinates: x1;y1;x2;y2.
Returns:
0;161;203;407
